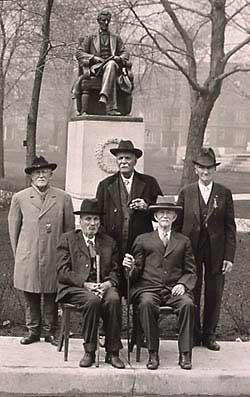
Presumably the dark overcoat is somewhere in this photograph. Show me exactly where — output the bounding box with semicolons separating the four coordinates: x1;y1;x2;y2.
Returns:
96;170;163;255
173;182;236;273
76;31;129;68
56;229;121;302
8;186;75;293
130;230;197;301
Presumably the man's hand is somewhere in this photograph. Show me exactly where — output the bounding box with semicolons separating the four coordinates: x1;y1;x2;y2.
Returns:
93;55;104;63
98;280;112;295
122;253;135;276
171;284;185;296
85;282;103;299
129;198;148;211
222;260;233;274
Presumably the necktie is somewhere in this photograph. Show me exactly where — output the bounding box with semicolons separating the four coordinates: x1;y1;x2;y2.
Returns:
161;234;169;247
87;240;96;259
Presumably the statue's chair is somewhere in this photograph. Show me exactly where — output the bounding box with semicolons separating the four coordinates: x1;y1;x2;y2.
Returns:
72;60;134;116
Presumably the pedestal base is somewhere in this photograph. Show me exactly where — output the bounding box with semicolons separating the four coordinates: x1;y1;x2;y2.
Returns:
66;115;145;210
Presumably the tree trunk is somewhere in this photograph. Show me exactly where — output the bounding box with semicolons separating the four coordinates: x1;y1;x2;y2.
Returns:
0;71;5;178
181;86;221;186
25;0;54;185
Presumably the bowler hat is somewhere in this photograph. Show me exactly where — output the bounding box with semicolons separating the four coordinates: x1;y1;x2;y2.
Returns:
73;198;104;216
193;147;221;168
110;140;143;159
24;155;57;175
149;195;182;213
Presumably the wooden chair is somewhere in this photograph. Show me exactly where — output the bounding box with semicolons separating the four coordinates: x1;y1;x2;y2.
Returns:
57;303;80;362
129;304;175;362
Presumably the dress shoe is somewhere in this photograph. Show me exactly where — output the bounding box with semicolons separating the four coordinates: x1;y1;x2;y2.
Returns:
107;109;121;116
79;352;95;368
44;335;58;346
20;334;40;345
203;339;220;351
105;352;125;369
179;351;192;370
146;351;159;370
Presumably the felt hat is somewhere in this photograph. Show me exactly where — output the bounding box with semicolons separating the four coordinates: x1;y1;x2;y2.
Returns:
24;156;57;175
193;147;221;168
73;198;104;216
110;140;143;159
149;195;182;213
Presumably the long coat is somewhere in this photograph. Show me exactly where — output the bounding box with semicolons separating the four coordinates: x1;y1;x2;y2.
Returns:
173;182;236;273
96;170;163;256
129;230;197;301
56;229;121;302
8;186;75;293
76;31;129;68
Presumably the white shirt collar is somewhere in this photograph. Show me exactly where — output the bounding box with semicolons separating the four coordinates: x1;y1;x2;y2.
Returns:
158;228;171;240
82;233;95;245
198;180;213;204
121;171;134;193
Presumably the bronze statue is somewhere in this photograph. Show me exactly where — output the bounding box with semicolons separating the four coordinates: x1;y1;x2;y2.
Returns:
73;9;133;116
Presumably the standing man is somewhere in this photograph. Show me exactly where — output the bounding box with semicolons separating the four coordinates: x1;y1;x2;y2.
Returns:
8;156;75;345
75;9;130;116
123;196;196;370
173;147;236;350
96;139;163;268
56;198;125;369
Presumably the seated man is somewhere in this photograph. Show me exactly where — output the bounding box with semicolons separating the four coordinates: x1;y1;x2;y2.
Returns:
56;198;125;369
123;196;197;370
75;9;131;116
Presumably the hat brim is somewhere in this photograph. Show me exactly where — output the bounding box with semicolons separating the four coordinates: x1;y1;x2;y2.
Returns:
149;204;183;212
110;148;143;159
73;210;105;216
25;163;57;175
193;160;221;167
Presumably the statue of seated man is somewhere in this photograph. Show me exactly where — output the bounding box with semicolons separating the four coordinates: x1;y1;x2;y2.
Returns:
75;9;132;116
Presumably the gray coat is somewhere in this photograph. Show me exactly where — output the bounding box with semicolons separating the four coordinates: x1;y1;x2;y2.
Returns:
8;186;75;293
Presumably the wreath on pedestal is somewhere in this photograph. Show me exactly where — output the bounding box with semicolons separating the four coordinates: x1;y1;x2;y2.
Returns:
95;138;121;174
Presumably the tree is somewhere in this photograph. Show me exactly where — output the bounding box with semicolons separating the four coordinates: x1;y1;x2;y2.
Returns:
0;0;34;178
125;0;250;185
25;0;54;176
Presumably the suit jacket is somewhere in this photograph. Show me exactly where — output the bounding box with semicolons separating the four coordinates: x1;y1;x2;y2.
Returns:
173;182;236;273
8;186;75;293
96;170;163;256
56;229;121;302
129;230;197;301
76;31;129;68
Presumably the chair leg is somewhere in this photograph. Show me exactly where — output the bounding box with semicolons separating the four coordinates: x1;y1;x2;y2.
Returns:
136;311;141;362
57;311;65;352
64;307;71;361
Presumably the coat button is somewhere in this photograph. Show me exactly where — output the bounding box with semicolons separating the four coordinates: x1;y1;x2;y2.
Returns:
114;208;118;213
86;264;89;268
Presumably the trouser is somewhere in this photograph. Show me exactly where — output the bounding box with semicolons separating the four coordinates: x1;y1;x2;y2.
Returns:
60;286;123;353
136;291;195;353
100;60;119;111
194;258;225;341
23;291;58;337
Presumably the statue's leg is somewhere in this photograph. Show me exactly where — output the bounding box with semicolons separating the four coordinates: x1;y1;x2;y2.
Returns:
81;91;90;115
101;61;120;114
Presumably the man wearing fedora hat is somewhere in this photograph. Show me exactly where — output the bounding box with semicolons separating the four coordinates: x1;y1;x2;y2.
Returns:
123;196;197;370
96;140;162;274
173;147;236;351
8;156;75;345
56;198;125;368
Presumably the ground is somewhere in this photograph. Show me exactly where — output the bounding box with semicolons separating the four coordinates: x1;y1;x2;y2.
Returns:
1;167;250;340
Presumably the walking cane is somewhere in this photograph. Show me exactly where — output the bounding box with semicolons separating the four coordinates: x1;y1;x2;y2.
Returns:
126;269;131;364
96;254;100;367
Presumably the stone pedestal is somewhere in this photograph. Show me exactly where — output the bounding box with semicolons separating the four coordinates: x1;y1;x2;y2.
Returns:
66;115;145;210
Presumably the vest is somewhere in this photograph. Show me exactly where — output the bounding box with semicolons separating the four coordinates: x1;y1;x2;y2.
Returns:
119;176;131;256
100;33;112;59
198;189;211;249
